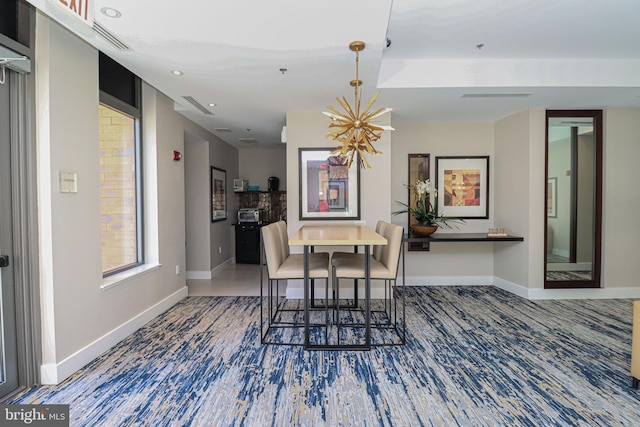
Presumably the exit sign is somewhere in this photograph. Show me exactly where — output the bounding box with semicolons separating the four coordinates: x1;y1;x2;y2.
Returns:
48;0;94;25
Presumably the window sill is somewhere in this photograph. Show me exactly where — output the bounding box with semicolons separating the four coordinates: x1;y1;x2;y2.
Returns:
101;263;162;291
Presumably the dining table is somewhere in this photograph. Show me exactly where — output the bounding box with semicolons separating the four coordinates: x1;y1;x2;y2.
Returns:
289;223;387;350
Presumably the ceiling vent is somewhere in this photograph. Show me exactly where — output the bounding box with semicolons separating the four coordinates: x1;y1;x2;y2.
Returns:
93;21;130;51
238;138;258;144
182;96;214;115
214;128;232;132
462;93;532;98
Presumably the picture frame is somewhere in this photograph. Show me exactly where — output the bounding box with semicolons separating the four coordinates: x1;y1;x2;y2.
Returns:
435;156;489;219
547;177;557;218
211;166;227;222
299;148;360;220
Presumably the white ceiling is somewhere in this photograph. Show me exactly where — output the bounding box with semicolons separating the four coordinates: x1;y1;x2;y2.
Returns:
32;0;640;148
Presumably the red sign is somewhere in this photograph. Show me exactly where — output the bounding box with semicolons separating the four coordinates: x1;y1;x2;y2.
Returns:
49;0;93;25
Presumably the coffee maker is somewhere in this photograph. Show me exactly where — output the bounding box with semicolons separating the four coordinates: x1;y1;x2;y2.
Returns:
268;176;279;192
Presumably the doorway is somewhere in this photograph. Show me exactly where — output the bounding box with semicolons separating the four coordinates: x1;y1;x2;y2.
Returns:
0;66;20;399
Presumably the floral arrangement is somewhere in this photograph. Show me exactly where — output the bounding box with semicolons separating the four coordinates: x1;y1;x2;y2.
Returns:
393;179;464;228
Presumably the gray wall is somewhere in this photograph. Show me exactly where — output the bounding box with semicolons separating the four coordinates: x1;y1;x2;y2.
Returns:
35;13;238;383
183;122;239;278
238;146;287;191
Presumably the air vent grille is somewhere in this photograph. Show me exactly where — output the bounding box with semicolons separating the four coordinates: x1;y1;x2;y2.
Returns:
93;21;130;51
238;138;258;143
462;93;532;98
182;96;214;115
214;128;232;132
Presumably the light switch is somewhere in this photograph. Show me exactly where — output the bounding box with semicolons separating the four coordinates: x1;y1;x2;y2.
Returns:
59;171;77;193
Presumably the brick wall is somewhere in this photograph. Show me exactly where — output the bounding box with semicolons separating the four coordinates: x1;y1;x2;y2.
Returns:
99;104;138;273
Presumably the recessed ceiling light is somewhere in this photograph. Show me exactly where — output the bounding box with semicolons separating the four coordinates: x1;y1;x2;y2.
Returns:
208;103;216;107
100;7;122;18
171;70;184;76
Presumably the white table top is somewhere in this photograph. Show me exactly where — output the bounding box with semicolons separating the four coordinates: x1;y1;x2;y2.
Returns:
289;224;387;246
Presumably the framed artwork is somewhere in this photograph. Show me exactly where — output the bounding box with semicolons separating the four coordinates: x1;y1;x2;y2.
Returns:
435;156;489;219
211;166;227;222
547;177;557;218
299;148;360;220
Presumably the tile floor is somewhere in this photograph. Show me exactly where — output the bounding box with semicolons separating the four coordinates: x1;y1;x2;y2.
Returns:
187;263;274;296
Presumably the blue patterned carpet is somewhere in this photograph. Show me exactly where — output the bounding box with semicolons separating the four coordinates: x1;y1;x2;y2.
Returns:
10;287;640;426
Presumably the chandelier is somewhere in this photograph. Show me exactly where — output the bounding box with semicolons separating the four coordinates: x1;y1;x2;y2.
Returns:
323;41;393;169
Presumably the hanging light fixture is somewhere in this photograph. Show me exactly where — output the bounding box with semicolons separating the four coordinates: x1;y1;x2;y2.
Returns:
323;41;393;168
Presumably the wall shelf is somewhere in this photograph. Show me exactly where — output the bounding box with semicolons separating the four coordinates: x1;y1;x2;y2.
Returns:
405;232;524;252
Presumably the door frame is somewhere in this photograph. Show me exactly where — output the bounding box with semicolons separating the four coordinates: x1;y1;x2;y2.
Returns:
0;37;41;400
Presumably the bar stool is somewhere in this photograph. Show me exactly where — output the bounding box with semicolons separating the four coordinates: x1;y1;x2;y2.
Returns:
259;221;330;345
330;220;386;307
331;221;405;345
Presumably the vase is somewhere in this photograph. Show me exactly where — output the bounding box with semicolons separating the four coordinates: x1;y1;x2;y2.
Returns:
412;224;438;236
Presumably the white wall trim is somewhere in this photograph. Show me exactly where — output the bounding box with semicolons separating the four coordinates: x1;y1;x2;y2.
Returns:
400;275;640;300
40;286;188;385
492;277;531;299
100;263;162;291
402;275;494;286
526;286;640;300
186;258;233;280
212;258;233;277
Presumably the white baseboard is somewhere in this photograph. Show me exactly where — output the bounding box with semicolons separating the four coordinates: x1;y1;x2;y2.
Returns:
186;258;233;280
492;277;531;299
526;286;640;300
402;275;493;286
40;286;188;385
492;276;640;300
212;258;233;277
401;275;640;300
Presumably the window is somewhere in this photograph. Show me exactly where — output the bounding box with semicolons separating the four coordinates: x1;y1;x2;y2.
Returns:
99;53;142;276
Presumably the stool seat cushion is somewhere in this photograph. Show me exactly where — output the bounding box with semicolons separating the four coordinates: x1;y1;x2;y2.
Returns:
333;257;393;279
271;252;329;279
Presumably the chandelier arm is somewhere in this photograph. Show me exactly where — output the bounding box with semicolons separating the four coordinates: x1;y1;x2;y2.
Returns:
335;97;356;120
359;91;380;118
328;129;352;140
362;110;385;124
366;124;386;133
362;106;390;122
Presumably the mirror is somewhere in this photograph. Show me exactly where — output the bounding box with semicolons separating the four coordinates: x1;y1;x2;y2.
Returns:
407;154;430;251
545;110;602;288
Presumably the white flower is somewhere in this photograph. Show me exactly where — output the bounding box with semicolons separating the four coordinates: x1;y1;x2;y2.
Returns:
415;179;436;197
